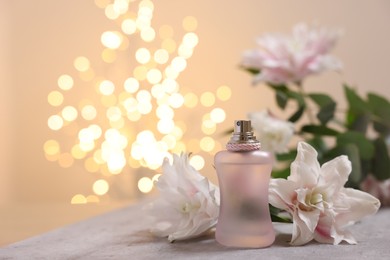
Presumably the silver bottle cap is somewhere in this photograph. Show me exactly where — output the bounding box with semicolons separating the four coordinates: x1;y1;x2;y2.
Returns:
228;120;260;145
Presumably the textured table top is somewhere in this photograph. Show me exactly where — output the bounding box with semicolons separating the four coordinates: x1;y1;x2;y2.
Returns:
1;202;389;260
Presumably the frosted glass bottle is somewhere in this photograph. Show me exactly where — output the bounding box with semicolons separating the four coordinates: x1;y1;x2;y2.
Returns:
215;120;275;248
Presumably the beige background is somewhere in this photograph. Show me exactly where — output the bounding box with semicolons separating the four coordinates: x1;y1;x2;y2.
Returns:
1;0;390;244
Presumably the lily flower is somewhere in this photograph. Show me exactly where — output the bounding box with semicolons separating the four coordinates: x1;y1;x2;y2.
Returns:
269;142;380;245
146;153;220;242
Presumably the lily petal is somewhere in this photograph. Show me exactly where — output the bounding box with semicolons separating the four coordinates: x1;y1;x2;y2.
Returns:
290;210;315;246
269;178;299;211
318;155;351;196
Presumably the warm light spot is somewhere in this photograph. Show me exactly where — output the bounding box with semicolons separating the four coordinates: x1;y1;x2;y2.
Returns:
182;16;198;31
74;56;90;72
157;119;175;134
137;102;152;115
183;32;199;48
93;179;109;196
162;134;176;149
200;92;215;107
58;74;74;91
141;27;156;42
159;25;173;39
172;126;184;139
136;90;152;102
178;45;193;59
71;145;86;159
102;48;117;63
135;48;151;64
48;115;64;130
171;57;187;72
169;93;184;108
106;106;122;121
202;120;217;135
89;124;102;139
44;140;60;156
101;31;122;49
190;155;205;170
79;142;95;152
172;141;186;153
81;105;97;120
99;80;115;95
86;195;100;203
217;85;232;101
138;177;153;193
210;108;226;123
122;18;137;35
162;38;176;53
101;95;117;107
113;0;129;14
133;66;148;81
62;106;78;121
71;194;87;204
104;4;120;20
127;111;141;121
200;136;215;152
85;157;100;172
153;49;169;64
161;78;178;93
48;91;64;107
151;84;165;99
123;77;139;93
184;92;198;108
156;104;174;119
139;0;154;9
93;149;105;164
146;68;162;84
58;153;74;168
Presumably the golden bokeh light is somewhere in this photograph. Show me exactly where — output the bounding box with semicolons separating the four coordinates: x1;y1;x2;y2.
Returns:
47;91;64;107
71;194;87;204
161;38;176;53
44;140;60;156
48;115;64;131
74;56;90;72
122;18;137;35
159;24;173;39
138;177;153;193
93;179;109;195
200;92;216;107
135;48;151;64
154;49;169;64
200;136;215;152
58;153;74;168
217;85;232;101
182;16;198;31
146;68;162;84
184;92;198;108
81;105;97;120
99;80;115;95
61;106;78;122
101;31;123;49
210;108;226;124
189;155;205;171
57;74;74;91
102;48;117;63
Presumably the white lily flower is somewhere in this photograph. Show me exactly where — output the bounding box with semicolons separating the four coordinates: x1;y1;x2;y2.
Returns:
146;153;220;242
248;110;294;154
269;142;380;245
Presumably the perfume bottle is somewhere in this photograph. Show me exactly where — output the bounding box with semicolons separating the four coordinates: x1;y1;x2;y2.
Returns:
214;120;275;248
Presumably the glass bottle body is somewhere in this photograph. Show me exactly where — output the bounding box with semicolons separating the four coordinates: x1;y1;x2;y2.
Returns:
215;149;275;248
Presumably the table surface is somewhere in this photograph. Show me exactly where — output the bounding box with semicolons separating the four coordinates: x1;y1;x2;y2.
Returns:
1;201;389;260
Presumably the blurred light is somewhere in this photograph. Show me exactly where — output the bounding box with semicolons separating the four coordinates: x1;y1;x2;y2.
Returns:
184;92;198;108
133;66;147;80
71;194;87;204
101;31;123;49
105;4;120;20
153;49;169;64
200;136;215;152
85;157;100;172
183;32;199;48
169;93;184;108
79;68;95;81
124;77;139;93
135;48;151;64
58;74;74;91
113;0;129;14
101;95;117;107
43;140;60;156
106;106;122;121
86;195;100;203
62;106;78;121
48;115;64;130
210;108;226;123
81;105;97;120
189;155;205;170
162;38;176;53
182;16;198;31
93;179;109;195
161;78;178;93
99;80;115;95
217;85;232;101
157;119;174;134
200;92;215;107
136;90;152;102
74;56;90;72
102;48;117;63
48;91;64;107
146;68;162;84
122;19;137;35
71;145;86;159
141;27;156;42
171;57;187;72
202;119;216;135
138;177;153;193
94;0;110;9
156;104;174;119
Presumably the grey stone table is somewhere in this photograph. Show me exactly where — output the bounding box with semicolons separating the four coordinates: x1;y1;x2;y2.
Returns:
1;201;389;260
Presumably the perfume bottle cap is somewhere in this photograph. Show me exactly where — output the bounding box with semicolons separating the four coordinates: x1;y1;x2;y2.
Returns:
227;120;260;151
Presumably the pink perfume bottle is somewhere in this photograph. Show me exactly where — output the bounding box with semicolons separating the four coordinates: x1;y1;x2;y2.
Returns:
215;120;275;248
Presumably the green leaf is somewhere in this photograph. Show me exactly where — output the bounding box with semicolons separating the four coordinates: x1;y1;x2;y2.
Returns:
308;93;336;124
288;105;305;122
344;84;371;132
368;93;390;135
272;167;290;179
276;150;297;161
337;131;375;160
301;125;340;136
241;66;260;75
276;90;288;109
372;137;390;180
269;205;292;223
